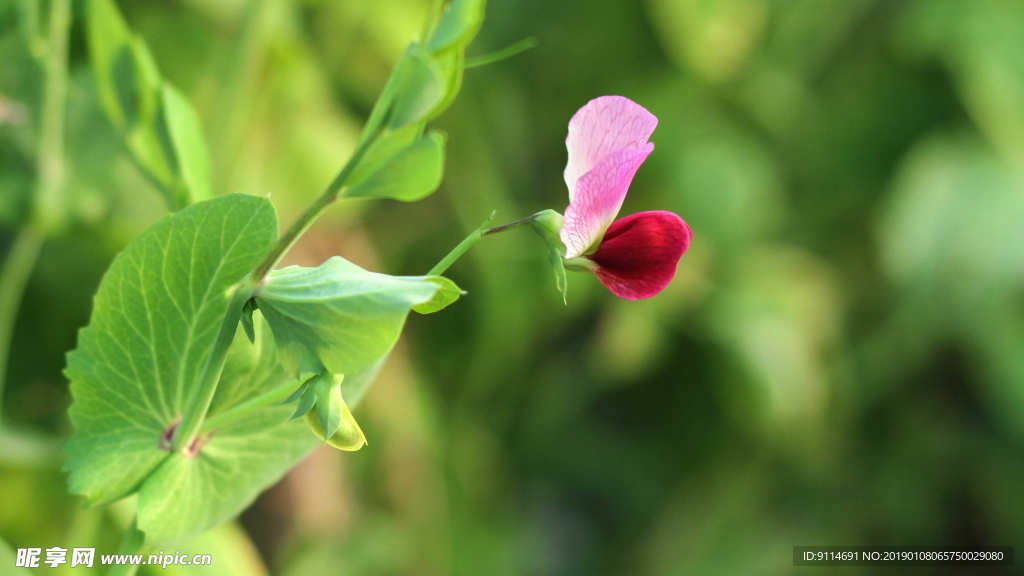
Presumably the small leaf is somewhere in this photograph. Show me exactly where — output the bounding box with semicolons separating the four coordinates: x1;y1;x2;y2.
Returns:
255;256;444;377
125;122;181;206
345;131;446;202
426;48;465;123
127;36;162;124
388;44;445;129
348;123;424;188
427;0;486;53
413;276;465;314
87;0;161;131
160;83;213;203
528;209;568;302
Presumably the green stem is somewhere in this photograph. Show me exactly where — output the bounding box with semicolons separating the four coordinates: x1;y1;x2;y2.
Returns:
427;211;495;276
107;516;145;576
34;0;71;231
199;378;299;433
250;123;383;281
173;122;386;452
171;283;254;452
0;227;44;422
0;0;71;426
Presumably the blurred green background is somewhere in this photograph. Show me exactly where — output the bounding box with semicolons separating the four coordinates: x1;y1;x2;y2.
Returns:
2;0;1024;574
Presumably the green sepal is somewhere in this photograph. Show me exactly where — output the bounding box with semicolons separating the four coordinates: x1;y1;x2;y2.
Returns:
255;256;447;377
303;390;367;452
289;378;319;421
240;299;258;344
413;276;465;314
528;210;568;302
344;131;446;202
427;0;486;54
280;378;309;406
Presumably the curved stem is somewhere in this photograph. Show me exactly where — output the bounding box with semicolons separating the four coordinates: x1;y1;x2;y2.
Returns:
0;226;44;422
427;211;495;275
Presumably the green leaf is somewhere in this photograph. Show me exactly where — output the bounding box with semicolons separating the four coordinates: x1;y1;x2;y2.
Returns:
137;313;317;543
64;193;278;507
87;0;162;130
426;47;465;122
126;121;182;207
427;0;486;53
345;131;446;202
255;256;444;377
160;83;213;203
528;209;568;302
87;0;133;128
388;44;445;129
413;276;465;314
348;122;424;187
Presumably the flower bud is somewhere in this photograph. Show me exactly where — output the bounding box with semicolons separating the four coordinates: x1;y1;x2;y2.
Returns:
302;380;367;451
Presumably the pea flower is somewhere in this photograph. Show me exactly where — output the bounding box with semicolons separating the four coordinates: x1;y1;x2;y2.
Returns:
559;95;691;300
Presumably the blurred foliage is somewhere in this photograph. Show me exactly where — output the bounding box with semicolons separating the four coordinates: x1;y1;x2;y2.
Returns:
2;0;1024;575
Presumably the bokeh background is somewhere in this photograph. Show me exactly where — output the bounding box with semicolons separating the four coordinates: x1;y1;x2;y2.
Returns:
3;0;1024;574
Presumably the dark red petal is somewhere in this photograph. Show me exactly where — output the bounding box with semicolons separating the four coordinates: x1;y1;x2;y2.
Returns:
587;211;691;300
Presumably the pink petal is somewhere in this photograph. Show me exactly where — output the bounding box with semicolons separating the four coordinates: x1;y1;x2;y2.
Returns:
560;145;654;258
587;211;691;300
564;96;658;200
